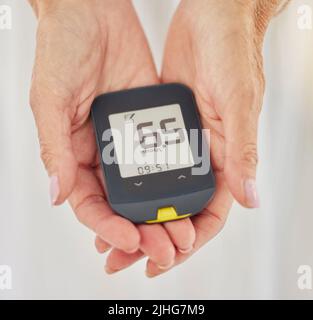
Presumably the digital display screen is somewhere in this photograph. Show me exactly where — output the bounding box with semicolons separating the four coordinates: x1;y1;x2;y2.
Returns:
108;104;194;178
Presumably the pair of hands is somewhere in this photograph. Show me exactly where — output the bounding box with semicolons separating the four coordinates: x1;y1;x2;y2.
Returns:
28;0;281;277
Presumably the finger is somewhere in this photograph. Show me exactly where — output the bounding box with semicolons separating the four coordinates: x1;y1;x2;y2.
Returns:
105;248;145;274
138;224;176;270
95;236;111;253
223;87;263;208
146;171;233;277
163;218;196;254
69;167;140;253
30;84;78;205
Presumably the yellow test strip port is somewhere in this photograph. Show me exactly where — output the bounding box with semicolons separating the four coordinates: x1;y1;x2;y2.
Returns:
146;207;191;224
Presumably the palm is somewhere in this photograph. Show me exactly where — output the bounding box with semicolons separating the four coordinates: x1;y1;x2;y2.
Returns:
36;3;202;269
58;6;168;253
101;5;236;275
161;3;240;249
68;22;161;253
110;1;264;276
94;2;239;276
146;1;265;275
32;1;255;277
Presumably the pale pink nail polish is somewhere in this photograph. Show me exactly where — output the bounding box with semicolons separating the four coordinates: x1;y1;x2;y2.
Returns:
157;260;174;270
145;270;155;278
125;247;138;254
244;179;260;208
178;247;193;254
49;175;60;206
105;265;118;274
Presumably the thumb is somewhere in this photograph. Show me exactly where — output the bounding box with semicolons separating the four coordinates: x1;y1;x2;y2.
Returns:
30;86;78;206
223;90;262;208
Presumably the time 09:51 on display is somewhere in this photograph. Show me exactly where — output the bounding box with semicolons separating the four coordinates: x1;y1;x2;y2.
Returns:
137;163;170;175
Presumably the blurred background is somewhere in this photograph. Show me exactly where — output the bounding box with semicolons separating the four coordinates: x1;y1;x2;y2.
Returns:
0;0;312;299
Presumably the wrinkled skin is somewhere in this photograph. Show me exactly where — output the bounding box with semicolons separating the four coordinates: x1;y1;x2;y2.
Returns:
29;0;285;277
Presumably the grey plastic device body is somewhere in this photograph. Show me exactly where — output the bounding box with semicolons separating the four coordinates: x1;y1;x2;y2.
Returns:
91;83;216;223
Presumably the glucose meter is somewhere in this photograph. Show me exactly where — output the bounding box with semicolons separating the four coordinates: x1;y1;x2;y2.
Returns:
91;83;215;224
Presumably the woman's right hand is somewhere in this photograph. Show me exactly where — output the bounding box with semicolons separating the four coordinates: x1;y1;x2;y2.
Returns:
29;0;198;274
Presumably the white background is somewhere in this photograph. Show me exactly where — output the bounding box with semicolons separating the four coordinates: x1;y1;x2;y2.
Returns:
0;0;313;299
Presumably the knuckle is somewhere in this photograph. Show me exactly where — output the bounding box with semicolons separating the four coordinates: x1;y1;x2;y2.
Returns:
39;142;56;171
240;142;258;168
234;79;264;114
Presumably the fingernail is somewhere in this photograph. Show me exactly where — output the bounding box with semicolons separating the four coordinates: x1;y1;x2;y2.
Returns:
157;260;174;270
49;175;60;206
244;179;260;208
97;247;110;254
178;246;193;254
105;265;118;275
125;247;138;254
145;270;155;278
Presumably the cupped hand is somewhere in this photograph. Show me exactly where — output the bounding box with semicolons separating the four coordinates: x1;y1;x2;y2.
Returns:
150;0;272;276
29;0;197;270
103;0;281;277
